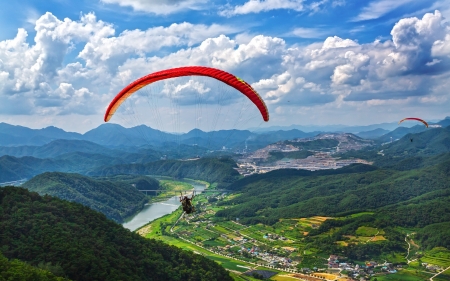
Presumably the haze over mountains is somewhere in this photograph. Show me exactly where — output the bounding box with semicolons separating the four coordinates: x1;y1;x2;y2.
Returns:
1;116;448;148
1;117;448;183
252;117;449;133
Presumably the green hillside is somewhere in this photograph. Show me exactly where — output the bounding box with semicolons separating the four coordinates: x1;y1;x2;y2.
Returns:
338;126;450;168
215;158;450;225
0;252;70;281
0;186;232;281
383;126;450;156
88;157;241;188
22;172;147;223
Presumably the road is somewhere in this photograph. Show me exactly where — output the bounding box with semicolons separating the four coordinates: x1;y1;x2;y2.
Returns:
405;233;417;264
430;265;450;281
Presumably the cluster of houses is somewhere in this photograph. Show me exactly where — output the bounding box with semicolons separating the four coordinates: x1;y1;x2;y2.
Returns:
225;245;298;268
422;262;443;272
263;233;288;241
324;255;400;279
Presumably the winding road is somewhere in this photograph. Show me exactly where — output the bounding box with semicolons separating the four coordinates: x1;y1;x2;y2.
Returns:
430;265;450;281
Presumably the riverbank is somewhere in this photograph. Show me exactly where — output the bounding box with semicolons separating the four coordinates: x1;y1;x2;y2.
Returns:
122;177;208;231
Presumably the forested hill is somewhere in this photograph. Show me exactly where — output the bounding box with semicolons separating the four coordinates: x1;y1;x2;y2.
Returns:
88;157;241;187
22;172;147;223
0;186;232;281
226;163;377;191
338;125;450;169
381;125;450;156
0;251;70;281
216;158;450;226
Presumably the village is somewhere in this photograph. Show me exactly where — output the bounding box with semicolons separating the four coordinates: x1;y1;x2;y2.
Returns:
165;189;448;281
175;214;445;281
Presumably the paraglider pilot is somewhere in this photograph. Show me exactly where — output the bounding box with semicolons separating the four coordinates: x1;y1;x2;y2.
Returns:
180;192;195;214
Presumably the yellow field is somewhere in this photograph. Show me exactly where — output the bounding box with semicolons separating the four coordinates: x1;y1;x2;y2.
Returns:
137;224;152;236
311;216;331;221
311;273;339;280
336;241;348;246
271;275;301;281
372;236;387;241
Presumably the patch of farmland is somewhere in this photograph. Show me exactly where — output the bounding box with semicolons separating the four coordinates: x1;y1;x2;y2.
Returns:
355;226;378;236
311;273;340;280
372;236;387;241
212;225;230;234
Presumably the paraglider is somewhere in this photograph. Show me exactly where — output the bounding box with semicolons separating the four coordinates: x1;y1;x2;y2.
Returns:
104;66;269;123
180;192;195;214
398;117;428;128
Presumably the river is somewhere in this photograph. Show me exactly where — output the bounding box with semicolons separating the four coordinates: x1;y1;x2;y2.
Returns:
122;178;207;231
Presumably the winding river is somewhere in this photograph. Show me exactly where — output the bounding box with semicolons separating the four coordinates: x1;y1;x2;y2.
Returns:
122;178;207;231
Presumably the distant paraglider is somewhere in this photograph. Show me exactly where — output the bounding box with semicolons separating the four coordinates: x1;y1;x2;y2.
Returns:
398;117;428;128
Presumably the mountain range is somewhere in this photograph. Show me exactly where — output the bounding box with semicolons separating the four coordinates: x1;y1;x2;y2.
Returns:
1;116;448;149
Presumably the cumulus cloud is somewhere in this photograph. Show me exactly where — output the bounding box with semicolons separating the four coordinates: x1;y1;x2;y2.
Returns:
115;10;450;109
1;9;450;128
219;0;305;17
0;12;240;116
100;0;208;15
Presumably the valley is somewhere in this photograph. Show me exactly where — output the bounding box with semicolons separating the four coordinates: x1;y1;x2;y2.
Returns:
1;120;450;281
137;183;450;281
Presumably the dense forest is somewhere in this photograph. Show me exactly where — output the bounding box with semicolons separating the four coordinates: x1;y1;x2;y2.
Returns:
22;172;148;223
0;186;232;281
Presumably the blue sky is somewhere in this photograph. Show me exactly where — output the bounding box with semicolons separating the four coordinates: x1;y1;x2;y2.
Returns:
0;0;449;133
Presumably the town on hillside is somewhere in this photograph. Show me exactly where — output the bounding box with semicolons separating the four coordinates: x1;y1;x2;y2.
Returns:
235;133;373;176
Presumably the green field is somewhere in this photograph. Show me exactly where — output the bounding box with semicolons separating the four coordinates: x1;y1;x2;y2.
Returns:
420;248;450;268
375;270;431;281
356;226;379;236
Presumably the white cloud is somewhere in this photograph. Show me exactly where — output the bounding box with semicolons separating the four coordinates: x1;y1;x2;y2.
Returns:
432;34;450;56
219;0;305;17
99;0;208;15
1;10;450;130
332;0;345;7
352;0;416;22
309;0;328;14
0;12;242;117
78;22;239;68
290;27;329;38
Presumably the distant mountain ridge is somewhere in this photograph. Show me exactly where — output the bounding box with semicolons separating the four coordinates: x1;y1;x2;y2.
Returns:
1;116;448;148
0;123;82;146
377;125;429;142
356;128;390;139
0;139;114;158
0;122;318;149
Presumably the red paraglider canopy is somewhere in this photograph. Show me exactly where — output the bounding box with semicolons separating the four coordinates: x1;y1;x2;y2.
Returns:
104;66;269;122
398;117;428;128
